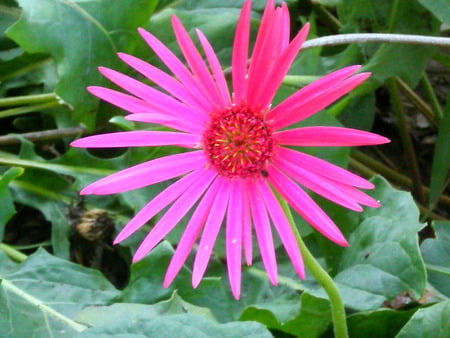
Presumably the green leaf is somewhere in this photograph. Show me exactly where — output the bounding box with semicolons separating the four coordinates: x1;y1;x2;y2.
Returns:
121;242;234;323
6;0;158;128
312;177;426;311
338;0;440;87
76;313;272;338
0;167;23;241
417;0;450;24
77;292;216;326
0;248;120;337
240;291;331;338
396;301;450;338
421;221;450;297
429;97;450;209
345;308;416;338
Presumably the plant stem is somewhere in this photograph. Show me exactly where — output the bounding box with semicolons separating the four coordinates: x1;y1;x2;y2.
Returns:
387;78;426;204
420;74;444;120
0;127;85;146
302;33;450;50
0;101;61;119
351;150;450;208
0;93;58;108
0;243;28;263
277;195;348;338
396;77;438;128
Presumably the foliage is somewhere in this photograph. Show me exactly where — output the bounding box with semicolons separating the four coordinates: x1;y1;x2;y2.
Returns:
0;0;449;337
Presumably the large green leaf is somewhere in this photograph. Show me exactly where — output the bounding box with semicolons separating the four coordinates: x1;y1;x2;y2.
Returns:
429;97;450;209
240;291;331;338
345;308;416;338
421;221;450;297
121;241;234;323
76;312;272;338
0;167;23;242
417;0;450;24
0;249;120;337
6;0;158;128
396;301;450;338
338;0;440;87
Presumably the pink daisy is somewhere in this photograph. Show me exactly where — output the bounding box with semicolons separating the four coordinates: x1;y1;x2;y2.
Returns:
71;0;389;299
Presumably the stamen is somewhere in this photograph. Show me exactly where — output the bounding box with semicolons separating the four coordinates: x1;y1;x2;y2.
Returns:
203;102;274;178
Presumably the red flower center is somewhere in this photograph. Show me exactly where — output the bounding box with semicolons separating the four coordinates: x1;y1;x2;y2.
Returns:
203;102;274;177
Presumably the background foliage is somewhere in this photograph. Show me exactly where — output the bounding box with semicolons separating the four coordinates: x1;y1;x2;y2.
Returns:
0;0;449;336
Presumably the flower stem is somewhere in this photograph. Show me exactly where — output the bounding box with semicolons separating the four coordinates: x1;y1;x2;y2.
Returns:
0;243;28;263
276;194;348;338
0;93;58;108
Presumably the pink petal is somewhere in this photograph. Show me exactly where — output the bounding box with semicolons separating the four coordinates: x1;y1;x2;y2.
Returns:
196;29;231;106
271;72;371;130
192;177;230;288
267;165;348;246
277;146;374;189
256;178;305;279
117;52;207;112
171;16;224;109
247;179;278;285
80;151;205;195
138;28;215;111
275;126;390;147
246;0;275;101
242;185;253;266
71;131;201;148
280;3;290;49
231;0;251;103
124;113;204;134
226;178;243;299
274;157;363;211
251;23;310;108
268;65;361;120
98;67;207;123
114;168;213;244
163;176;222;287
132;170;216;262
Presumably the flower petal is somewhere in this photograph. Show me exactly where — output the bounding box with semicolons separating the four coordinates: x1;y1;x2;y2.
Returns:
138;28;215;111
242;185;253;266
277;146;374;189
267;165;348;246
247;179;278;285
275;126;390;147
171;16;224;109
251;23;310;108
271;72;371;129
231;0;251;102
226;178;244;299
132;170;216;262
192;177;230;288
196;29;231;106
163;175;222;287
117;52;207;112
71;131;201;148
274;156;363;211
114;168;213;244
80;151;205;195
257;178;305;279
98;67;207;123
124;113;204;134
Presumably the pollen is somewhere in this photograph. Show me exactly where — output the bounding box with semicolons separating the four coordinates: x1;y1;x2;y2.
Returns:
203;102;274;178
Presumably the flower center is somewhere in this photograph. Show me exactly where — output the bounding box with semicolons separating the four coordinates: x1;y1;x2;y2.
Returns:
203;102;274;178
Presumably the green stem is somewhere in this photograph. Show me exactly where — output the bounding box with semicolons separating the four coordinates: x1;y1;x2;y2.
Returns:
0;101;60;119
276;194;348;338
421;74;444;120
387;78;426;204
0;243;28;263
0;93;58;108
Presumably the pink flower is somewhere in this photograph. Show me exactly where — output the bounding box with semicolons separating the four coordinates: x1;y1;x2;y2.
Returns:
71;0;389;299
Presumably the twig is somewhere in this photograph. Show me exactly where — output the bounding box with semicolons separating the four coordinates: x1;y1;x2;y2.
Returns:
0;127;85;146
